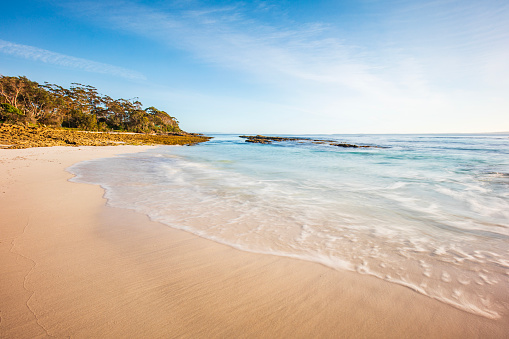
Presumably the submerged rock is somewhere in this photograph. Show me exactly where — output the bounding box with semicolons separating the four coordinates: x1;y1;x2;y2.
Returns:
239;135;379;148
239;135;308;144
331;143;371;148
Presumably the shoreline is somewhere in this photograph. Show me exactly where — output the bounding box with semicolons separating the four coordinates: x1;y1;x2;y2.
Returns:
1;146;508;337
0;123;212;149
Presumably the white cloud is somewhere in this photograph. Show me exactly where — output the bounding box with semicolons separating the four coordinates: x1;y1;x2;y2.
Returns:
58;1;449;100
0;39;146;80
51;0;509;133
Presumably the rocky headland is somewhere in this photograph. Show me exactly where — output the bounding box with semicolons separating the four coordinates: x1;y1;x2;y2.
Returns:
0;123;211;149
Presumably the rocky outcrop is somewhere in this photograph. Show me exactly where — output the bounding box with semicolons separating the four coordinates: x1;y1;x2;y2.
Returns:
239;135;378;148
239;135;307;144
0;124;211;149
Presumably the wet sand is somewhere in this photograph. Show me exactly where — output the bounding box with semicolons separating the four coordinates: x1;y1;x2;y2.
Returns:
1;146;507;338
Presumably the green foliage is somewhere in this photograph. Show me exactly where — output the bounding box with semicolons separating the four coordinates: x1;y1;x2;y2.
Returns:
0;75;183;133
0;103;24;122
145;106;180;133
63;109;98;130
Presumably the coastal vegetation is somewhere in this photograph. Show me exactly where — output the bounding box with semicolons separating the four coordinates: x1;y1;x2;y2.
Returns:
0;75;211;148
0;75;181;133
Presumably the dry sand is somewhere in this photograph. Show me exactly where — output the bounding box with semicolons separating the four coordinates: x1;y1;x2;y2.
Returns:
1;146;507;338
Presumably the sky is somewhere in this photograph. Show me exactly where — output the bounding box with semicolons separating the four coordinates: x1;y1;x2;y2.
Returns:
1;0;508;134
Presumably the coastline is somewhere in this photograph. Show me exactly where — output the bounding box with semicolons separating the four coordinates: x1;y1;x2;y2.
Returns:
1;146;507;338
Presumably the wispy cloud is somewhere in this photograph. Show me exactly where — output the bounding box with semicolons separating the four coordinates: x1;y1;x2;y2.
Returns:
62;1;394;95
0;39;145;80
61;0;493;98
53;0;509;132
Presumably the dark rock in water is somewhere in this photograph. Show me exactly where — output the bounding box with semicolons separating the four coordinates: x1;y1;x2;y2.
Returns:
240;135;379;148
240;135;308;144
331;143;370;148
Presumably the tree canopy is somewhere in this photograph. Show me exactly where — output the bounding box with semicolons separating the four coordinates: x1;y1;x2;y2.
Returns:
0;75;181;133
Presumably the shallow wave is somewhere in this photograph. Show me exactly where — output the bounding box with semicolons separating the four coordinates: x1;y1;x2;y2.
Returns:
68;134;509;319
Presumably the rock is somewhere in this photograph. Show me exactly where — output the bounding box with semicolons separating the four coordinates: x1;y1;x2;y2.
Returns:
0;123;212;149
239;135;377;148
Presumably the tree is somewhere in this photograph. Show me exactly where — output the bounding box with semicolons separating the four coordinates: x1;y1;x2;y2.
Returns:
0;76;26;111
0;103;23;122
145;106;180;132
0;75;184;133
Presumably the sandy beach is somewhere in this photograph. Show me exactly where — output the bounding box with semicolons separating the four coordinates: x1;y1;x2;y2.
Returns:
1;146;507;338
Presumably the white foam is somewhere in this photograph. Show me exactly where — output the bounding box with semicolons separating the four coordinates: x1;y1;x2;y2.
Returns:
67;136;509;320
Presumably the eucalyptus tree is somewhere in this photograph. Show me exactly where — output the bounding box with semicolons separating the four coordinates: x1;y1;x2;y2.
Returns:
1;75;183;133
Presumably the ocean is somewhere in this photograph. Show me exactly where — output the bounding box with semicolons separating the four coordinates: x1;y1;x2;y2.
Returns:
68;134;509;319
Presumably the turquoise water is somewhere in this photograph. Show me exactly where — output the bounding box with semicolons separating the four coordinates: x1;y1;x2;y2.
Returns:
69;134;509;319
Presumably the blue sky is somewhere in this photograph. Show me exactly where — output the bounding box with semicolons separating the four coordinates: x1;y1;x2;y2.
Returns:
1;0;508;133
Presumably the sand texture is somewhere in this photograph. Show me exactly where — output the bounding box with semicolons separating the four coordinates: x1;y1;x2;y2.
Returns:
1;146;508;338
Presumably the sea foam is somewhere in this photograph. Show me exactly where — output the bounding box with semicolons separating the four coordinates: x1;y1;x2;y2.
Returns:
69;134;509;319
